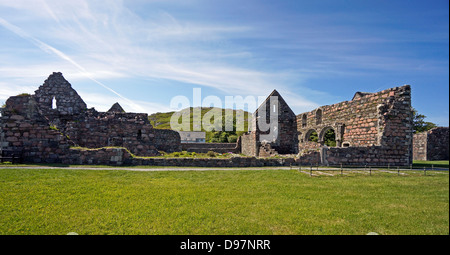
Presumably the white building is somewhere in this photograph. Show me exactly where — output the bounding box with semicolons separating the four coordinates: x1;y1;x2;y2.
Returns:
178;131;206;143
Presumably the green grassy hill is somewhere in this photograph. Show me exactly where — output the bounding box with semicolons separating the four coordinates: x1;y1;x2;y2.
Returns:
149;107;251;143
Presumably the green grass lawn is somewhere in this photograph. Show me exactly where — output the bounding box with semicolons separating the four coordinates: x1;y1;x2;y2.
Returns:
0;168;448;235
413;160;449;168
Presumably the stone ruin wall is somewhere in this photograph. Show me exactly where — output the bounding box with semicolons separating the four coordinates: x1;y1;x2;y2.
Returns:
0;72;181;163
61;146;302;167
0;95;72;163
0;72;416;167
413;127;449;161
296;85;413;166
241;85;413;166
412;132;428;161
240;132;258;157
34;72;87;118
61;111;181;156
240;90;299;157
180;142;238;154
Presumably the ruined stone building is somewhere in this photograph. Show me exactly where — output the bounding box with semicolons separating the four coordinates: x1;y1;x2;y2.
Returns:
240;90;299;157
240;85;414;166
413;127;449;161
0;72;181;163
0;72;418;166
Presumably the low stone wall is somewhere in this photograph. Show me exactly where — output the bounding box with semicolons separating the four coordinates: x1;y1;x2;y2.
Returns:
61;147;301;167
181;143;238;154
324;146;410;166
63;111;181;156
296;150;321;165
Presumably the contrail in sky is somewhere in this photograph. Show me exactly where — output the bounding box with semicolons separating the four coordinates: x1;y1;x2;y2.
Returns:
0;17;146;112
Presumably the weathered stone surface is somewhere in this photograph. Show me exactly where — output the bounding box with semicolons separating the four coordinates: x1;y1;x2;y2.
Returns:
0;72;181;163
107;102;125;113
0;72;418;167
241;90;299;157
413;127;449;161
240;85;414;166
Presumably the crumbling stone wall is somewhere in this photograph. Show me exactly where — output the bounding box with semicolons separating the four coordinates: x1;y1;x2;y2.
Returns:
34;72;87;118
0;95;72;163
0;72;181;163
241;90;299;157
240;85;413;166
240;132;258;156
181;142;238;154
62;147;298;167
297;85;412;149
413;127;449;161
0;72;415;167
413;132;428;161
295;85;413;166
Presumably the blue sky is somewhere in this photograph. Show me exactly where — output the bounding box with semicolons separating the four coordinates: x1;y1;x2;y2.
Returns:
0;0;448;126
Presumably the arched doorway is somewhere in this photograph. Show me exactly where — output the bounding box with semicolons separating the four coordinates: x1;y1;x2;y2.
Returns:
305;129;318;143
319;127;336;147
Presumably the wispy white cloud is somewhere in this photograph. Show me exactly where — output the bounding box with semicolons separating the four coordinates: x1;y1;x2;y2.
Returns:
1;0;446;119
78;91;172;114
0;0;321;113
0;16;147;113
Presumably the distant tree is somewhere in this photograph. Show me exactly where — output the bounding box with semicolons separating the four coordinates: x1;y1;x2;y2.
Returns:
324;129;336;147
227;135;238;143
219;132;229;143
412;108;437;133
308;131;318;142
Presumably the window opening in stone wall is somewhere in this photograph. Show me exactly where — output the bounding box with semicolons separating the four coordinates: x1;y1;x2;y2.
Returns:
306;130;318;142
342;142;350;147
323;129;336;147
273;104;276;113
316;109;322;125
52;97;57;110
137;130;142;140
302;114;307;128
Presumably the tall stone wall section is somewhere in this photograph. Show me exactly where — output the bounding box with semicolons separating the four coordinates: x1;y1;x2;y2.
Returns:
295;85;413;166
413;127;449;161
426;127;449;161
241;90;299;157
34;72;87;118
297;85;412;149
0;95;72;163
412;132;428;161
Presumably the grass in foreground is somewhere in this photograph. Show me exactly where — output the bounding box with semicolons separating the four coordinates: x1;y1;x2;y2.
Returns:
0;168;448;235
413;160;449;168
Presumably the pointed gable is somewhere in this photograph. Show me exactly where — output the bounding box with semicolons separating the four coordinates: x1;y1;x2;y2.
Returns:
108;102;125;113
254;89;295;117
34;72;87;115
